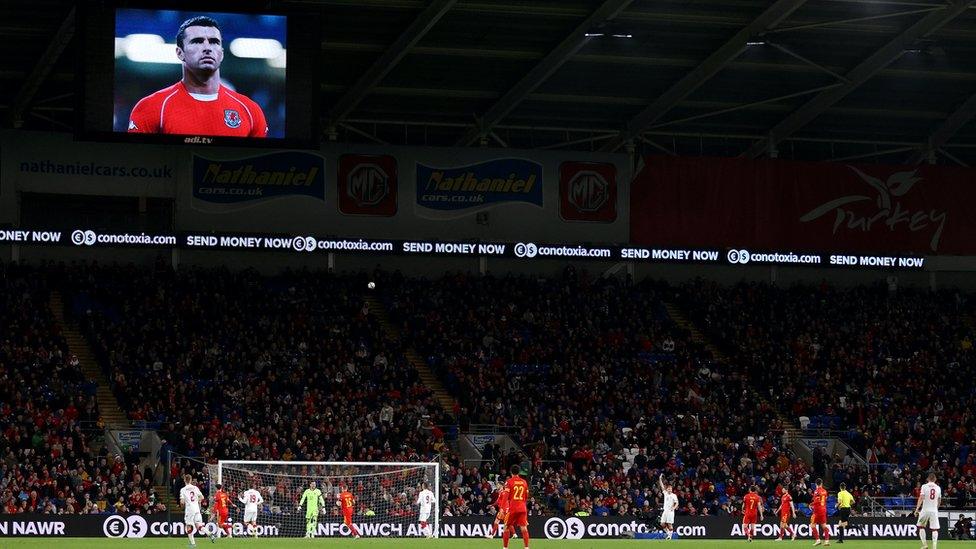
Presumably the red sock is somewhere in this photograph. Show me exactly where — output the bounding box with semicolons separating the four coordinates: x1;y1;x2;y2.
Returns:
503;527;510;549
822;525;829;540
521;527;530;547
813;525;820;540
489;522;498;536
223;523;232;535
350;523;361;537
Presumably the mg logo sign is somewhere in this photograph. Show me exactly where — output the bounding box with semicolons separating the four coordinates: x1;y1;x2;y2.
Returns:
347;163;389;206
338;155;398;216
567;170;609;212
560;162;617;222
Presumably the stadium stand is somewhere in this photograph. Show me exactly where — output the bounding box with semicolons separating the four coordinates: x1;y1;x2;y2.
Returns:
0;263;165;514
6;262;973;519
387;270;811;517
677;279;976;508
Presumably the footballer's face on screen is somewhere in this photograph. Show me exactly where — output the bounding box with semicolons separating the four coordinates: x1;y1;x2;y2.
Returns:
177;25;223;73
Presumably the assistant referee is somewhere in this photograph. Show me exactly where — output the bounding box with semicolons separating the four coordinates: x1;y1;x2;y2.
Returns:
836;483;854;543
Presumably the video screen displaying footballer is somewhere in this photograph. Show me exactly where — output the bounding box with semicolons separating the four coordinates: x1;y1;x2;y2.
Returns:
113;9;286;139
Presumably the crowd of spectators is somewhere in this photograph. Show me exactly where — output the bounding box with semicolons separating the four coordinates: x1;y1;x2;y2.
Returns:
677;280;976;508
386;269;811;518
5;261;974;521
0;263;165;515
62;264;453;516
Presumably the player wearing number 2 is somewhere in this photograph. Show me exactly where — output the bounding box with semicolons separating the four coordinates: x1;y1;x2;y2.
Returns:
915;473;942;549
179;474;207;547
504;465;530;549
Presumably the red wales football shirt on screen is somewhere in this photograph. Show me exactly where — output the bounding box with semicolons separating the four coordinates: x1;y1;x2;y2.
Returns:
128;82;268;137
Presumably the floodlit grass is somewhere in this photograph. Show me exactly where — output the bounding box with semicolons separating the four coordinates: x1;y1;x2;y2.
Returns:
0;538;969;549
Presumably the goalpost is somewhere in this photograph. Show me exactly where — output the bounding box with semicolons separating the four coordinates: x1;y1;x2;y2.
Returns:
213;460;440;538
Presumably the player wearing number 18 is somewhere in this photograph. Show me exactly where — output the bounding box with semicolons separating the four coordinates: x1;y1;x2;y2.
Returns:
504;465;530;549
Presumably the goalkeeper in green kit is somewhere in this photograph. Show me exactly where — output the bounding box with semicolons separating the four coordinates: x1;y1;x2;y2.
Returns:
297;480;326;538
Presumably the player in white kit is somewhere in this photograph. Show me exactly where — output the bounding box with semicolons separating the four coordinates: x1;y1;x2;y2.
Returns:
915;473;942;549
239;486;264;538
416;482;436;538
179;474;207;547
659;474;679;540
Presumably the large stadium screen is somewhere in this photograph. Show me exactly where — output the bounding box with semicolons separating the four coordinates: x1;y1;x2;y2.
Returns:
80;3;320;147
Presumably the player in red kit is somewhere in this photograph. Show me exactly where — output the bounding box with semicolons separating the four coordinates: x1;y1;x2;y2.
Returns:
504;465;530;549
127;16;268;137
811;479;830;546
212;483;235;538
742;485;764;542
485;480;510;538
337;485;361;538
777;485;797;541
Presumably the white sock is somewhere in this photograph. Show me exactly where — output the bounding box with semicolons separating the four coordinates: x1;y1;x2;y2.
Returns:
920;527;927;545
188;530;195;544
932;530;938;548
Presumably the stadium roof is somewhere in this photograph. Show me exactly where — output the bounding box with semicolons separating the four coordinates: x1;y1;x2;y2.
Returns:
3;0;976;165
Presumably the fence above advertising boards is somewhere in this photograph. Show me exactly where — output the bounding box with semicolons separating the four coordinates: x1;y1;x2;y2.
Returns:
0;227;928;270
0;514;949;539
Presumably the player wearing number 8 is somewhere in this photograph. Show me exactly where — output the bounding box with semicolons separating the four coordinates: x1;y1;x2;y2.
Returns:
504;465;530;549
915;473;942;549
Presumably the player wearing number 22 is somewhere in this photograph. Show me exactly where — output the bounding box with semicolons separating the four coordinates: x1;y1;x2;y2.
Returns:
127;15;268;137
504;464;531;549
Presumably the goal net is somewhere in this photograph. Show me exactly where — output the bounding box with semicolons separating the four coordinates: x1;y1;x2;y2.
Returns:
213;461;440;538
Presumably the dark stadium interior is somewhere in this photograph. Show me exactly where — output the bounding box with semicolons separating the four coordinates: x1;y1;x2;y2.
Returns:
1;0;975;163
1;0;976;544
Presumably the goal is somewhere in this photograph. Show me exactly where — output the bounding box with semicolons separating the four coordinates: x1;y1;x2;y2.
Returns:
213;460;440;538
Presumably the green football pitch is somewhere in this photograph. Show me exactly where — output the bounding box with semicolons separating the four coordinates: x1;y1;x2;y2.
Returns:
0;539;965;549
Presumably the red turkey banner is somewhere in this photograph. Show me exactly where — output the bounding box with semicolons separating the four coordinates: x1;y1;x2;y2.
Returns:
631;155;976;255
